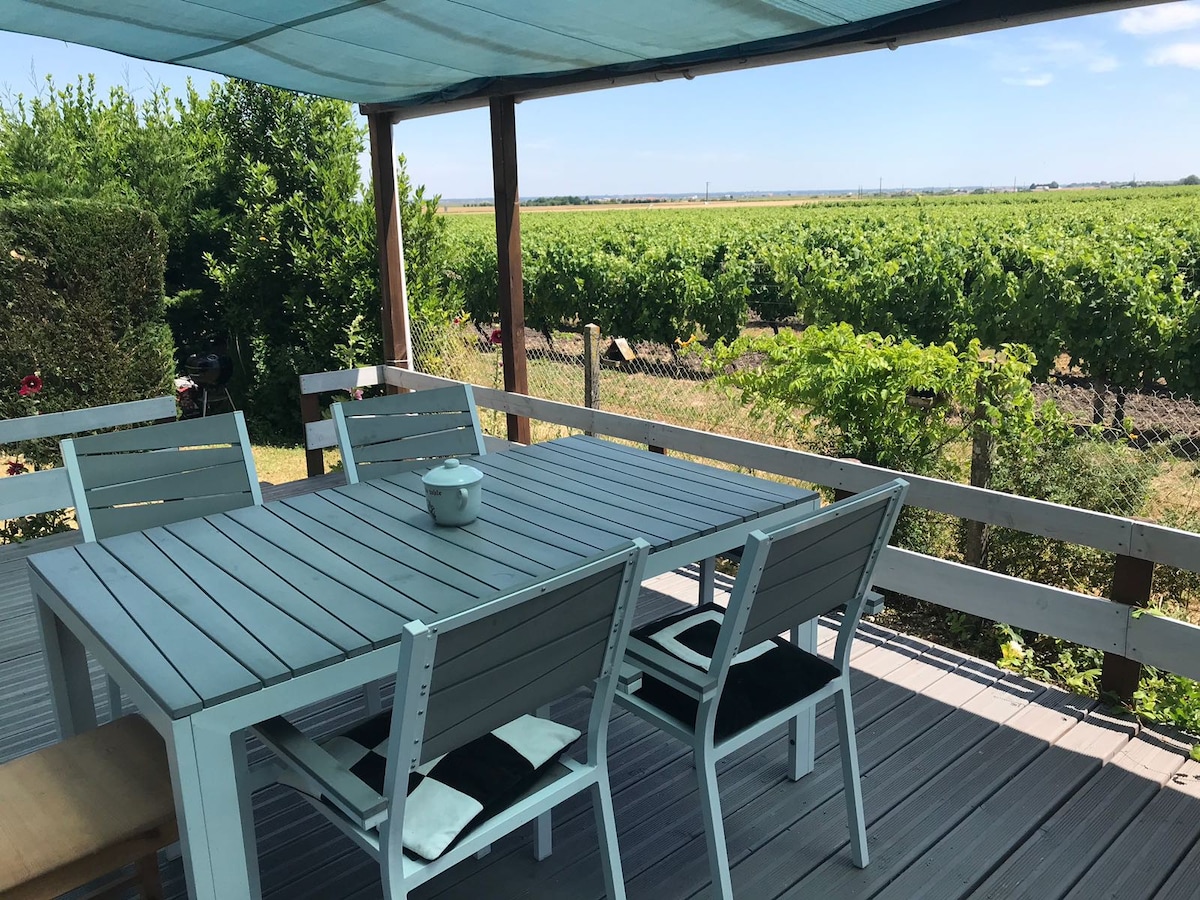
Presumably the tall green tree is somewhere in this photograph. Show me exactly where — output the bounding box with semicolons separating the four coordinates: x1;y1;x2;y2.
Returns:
0;75;454;440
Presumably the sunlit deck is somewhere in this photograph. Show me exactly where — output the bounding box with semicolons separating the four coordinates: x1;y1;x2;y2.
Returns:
2;476;1198;900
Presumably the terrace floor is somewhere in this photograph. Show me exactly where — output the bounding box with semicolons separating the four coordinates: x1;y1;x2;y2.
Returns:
3;477;1200;899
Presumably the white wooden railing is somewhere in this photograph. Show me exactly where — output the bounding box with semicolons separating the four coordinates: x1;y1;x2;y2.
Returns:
299;366;1200;692
0;396;177;521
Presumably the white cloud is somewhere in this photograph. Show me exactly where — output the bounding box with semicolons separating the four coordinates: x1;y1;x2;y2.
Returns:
1003;73;1054;87
1119;2;1200;35
1148;41;1200;67
989;36;1118;86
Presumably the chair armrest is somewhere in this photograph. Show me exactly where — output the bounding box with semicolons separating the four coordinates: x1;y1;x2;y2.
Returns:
252;716;387;830
623;638;719;701
863;590;886;616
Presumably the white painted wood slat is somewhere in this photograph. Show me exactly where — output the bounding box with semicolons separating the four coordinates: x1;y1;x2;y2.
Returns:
0;396;175;445
876;547;1128;652
0;468;74;520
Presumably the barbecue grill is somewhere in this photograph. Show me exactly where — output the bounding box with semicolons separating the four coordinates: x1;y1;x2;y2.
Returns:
184;353;235;417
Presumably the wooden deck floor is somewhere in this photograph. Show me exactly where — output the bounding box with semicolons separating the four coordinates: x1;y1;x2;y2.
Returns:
3;481;1200;898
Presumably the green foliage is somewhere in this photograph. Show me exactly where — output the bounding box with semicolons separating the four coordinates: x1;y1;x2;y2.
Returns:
0;76;216;299
0;76;453;442
447;190;1200;390
706;324;1034;475
0;199;174;464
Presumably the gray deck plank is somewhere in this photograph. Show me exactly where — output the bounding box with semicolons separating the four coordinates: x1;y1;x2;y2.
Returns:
973;728;1190;900
873;706;1133;900
1063;756;1200;900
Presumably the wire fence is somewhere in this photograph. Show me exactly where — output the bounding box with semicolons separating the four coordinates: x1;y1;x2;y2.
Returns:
411;317;1200;533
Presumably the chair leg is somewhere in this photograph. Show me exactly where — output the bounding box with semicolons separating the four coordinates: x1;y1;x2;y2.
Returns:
788;622;817;780
835;687;869;867
364;680;384;716
134;852;165;900
534;810;552;860
591;774;627;900
533;701;553;860
699;557;716;606
696;748;734;900
106;675;123;721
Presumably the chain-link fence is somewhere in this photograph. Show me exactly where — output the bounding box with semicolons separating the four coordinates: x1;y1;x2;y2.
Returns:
412;317;1200;530
413;316;1200;617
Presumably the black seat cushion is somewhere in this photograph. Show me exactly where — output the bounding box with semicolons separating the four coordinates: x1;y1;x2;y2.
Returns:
282;713;579;861
630;603;839;741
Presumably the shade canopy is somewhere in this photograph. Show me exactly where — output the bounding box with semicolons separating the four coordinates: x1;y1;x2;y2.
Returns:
0;1;1163;119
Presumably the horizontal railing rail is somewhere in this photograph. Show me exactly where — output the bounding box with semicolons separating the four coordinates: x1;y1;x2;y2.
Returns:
0;396;178;520
299;366;1200;690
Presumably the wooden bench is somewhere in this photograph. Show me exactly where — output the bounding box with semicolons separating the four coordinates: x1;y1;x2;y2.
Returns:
0;715;177;900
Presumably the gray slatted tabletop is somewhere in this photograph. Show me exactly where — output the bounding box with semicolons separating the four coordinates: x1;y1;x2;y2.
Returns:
29;436;816;721
26;436;816;900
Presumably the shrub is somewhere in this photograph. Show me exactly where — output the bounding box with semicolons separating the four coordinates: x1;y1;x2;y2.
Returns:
0;199;174;464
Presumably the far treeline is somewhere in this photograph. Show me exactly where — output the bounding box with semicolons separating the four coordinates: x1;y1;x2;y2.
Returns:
0;76;455;439
449;189;1200;405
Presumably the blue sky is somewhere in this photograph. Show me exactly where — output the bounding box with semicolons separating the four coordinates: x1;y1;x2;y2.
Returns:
0;2;1198;198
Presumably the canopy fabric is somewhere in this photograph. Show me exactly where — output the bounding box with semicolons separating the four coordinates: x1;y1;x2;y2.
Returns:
0;1;1161;117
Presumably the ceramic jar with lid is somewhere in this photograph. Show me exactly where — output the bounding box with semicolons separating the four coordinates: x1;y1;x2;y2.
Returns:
421;458;483;526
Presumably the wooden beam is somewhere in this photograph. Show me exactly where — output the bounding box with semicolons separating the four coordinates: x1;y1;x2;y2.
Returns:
489;96;531;445
366;111;411;379
1101;554;1155;702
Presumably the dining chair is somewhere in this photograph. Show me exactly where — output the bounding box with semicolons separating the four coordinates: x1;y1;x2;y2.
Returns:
615;478;908;899
333;384;487;484
254;539;649;900
60;411;262;720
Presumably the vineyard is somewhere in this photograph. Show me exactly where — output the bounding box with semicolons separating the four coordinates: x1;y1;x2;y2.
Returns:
446;188;1200;406
421;189;1200;722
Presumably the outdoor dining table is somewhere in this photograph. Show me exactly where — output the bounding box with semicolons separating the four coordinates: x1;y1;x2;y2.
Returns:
27;434;818;900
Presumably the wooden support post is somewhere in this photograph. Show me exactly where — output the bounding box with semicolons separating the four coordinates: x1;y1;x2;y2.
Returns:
1101;554;1154;702
366;110;412;389
583;323;600;436
489;96;531;445
300;392;324;478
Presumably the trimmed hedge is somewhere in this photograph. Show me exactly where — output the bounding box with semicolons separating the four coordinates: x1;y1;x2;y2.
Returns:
0;200;174;459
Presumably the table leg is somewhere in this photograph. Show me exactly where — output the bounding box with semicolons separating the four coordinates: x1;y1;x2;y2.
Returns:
169;717;262;900
788;620;817;780
699;557;716;606
35;597;97;739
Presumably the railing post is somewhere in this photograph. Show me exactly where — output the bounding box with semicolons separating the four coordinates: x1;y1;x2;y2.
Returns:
1100;554;1154;702
583;323;600;437
300;392;325;478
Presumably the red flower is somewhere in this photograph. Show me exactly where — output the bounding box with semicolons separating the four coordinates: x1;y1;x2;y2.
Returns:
18;374;43;397
489;328;503;345
5;459;26;476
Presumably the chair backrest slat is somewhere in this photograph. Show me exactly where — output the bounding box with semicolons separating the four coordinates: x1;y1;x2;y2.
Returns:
421;563;631;762
741;499;894;648
333;384;486;484
63;411;261;542
351;427;482;466
730;480;907;655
